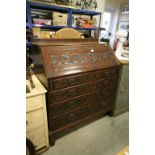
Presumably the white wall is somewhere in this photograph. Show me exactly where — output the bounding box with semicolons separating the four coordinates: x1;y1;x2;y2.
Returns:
119;0;129;22
102;0;129;48
103;0;121;48
96;0;106;27
91;0;105;37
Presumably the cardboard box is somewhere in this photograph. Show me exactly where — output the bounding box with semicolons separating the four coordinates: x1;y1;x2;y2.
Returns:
53;12;68;26
88;19;97;27
40;31;51;39
32;28;41;38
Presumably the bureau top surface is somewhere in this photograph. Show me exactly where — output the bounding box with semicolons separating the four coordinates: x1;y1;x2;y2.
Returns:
32;39;120;78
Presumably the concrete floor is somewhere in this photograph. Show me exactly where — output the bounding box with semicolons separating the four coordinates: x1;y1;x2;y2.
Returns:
42;112;129;155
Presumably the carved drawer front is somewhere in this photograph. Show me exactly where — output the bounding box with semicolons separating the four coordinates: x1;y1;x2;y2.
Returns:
51;85;116;116
49;77;117;103
26;95;43;112
27;126;46;150
52;68;119;90
88;96;114;114
51;105;89;130
51;97;114;131
26;108;45;132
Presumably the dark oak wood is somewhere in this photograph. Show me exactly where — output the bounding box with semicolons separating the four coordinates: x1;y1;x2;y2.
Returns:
50;85;116;117
31;39;120;146
49;77;118;103
52;68;119;90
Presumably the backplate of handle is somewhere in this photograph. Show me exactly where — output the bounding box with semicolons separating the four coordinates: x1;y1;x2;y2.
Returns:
64;78;77;85
67;89;77;97
67;99;79;108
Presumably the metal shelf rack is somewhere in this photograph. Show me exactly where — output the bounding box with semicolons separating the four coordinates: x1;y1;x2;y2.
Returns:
26;0;101;31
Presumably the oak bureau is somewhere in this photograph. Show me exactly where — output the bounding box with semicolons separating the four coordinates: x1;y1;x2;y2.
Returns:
31;39;120;146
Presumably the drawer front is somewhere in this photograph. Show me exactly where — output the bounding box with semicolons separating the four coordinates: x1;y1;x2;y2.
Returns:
26;108;45;131
51;85;116;116
26;95;43;112
49;77;118;103
88;96;114;114
51;106;89;130
52;68;119;90
50;96;114;131
27;126;46;150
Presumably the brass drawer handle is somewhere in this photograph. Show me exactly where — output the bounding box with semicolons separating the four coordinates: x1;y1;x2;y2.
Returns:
67;89;77;97
67;100;78;108
26;120;28;125
103;80;110;86
104;71;111;76
64;78;77;85
68;113;76;121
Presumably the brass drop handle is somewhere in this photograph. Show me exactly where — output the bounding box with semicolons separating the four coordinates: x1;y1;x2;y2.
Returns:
103;80;109;86
104;71;111;76
67;89;77;97
68;113;76;121
67;100;78;108
65;78;77;85
26;120;28;125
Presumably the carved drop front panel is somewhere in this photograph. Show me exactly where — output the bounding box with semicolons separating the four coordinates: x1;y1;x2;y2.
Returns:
51;51;112;67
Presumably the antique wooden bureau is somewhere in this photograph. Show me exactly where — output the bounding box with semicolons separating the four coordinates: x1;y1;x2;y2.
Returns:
31;39;120;146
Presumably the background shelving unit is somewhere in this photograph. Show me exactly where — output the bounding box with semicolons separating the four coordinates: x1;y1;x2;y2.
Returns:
26;0;101;33
26;0;102;58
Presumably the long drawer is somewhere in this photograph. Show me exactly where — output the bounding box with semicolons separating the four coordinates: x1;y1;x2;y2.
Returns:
50;85;116;117
52;68;119;90
50;97;114;131
49;77;118;103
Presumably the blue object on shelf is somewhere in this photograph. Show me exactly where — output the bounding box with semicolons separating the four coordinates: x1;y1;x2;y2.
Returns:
71;9;101;16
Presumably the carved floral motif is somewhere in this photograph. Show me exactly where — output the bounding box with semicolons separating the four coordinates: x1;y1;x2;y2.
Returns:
51;52;112;67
